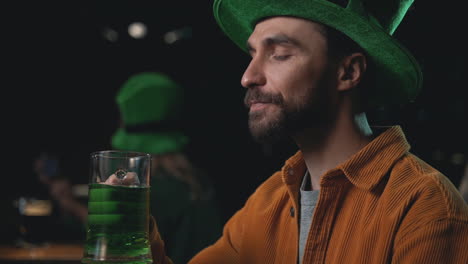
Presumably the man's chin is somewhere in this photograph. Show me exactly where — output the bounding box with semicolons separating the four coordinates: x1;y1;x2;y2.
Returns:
249;122;287;145
248;107;290;144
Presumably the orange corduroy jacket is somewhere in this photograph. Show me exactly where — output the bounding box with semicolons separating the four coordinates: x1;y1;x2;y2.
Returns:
150;126;468;264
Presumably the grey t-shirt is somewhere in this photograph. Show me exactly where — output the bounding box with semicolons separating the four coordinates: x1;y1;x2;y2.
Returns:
298;172;320;264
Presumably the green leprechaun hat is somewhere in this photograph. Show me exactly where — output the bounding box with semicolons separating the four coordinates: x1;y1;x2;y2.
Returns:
213;0;423;108
111;72;188;154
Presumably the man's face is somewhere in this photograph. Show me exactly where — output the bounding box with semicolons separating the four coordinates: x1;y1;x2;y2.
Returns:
242;16;337;143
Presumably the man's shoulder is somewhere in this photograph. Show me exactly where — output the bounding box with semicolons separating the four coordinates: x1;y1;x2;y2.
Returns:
391;153;456;192
386;153;468;221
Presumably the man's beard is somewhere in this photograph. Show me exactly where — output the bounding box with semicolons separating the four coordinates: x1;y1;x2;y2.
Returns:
243;75;334;145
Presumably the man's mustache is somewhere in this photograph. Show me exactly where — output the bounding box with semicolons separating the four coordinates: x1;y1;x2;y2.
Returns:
244;89;284;108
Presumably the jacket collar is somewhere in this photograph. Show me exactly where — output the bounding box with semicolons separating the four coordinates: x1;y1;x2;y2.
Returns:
282;126;410;190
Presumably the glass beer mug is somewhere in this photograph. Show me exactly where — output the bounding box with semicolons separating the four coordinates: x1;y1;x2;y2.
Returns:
82;151;152;264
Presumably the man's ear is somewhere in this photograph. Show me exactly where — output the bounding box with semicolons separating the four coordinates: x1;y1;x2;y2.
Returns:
336;53;367;92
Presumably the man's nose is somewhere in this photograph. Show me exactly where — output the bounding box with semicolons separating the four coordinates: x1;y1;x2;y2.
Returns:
241;58;266;89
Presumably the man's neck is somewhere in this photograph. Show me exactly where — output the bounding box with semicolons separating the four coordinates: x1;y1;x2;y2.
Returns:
293;112;373;190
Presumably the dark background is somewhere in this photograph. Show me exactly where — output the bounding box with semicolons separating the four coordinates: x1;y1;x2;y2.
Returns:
2;0;467;241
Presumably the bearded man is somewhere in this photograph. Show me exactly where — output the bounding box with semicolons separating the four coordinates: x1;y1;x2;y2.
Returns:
149;1;468;263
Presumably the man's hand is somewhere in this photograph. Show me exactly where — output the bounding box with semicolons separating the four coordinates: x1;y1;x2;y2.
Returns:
104;172;140;186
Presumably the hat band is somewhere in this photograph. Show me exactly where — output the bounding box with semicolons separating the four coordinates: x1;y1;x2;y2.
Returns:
124;120;183;133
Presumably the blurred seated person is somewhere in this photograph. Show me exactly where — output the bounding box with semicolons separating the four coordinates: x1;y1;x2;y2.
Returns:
33;152;88;242
111;72;223;264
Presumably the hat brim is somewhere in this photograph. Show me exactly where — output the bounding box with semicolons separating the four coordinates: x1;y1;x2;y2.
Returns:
111;128;189;154
213;0;423;108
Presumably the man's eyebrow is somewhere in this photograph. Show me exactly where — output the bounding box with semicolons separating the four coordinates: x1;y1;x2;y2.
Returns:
263;34;300;47
246;34;300;52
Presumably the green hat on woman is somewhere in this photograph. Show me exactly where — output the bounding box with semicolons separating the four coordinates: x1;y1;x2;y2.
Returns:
111;72;188;154
213;0;423;107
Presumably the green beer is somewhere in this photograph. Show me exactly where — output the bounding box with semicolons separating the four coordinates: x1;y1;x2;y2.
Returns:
82;183;151;264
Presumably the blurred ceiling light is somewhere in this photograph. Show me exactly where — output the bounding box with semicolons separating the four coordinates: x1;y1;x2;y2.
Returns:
164;27;192;44
102;27;119;43
164;31;178;44
128;22;147;39
451;153;465;166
